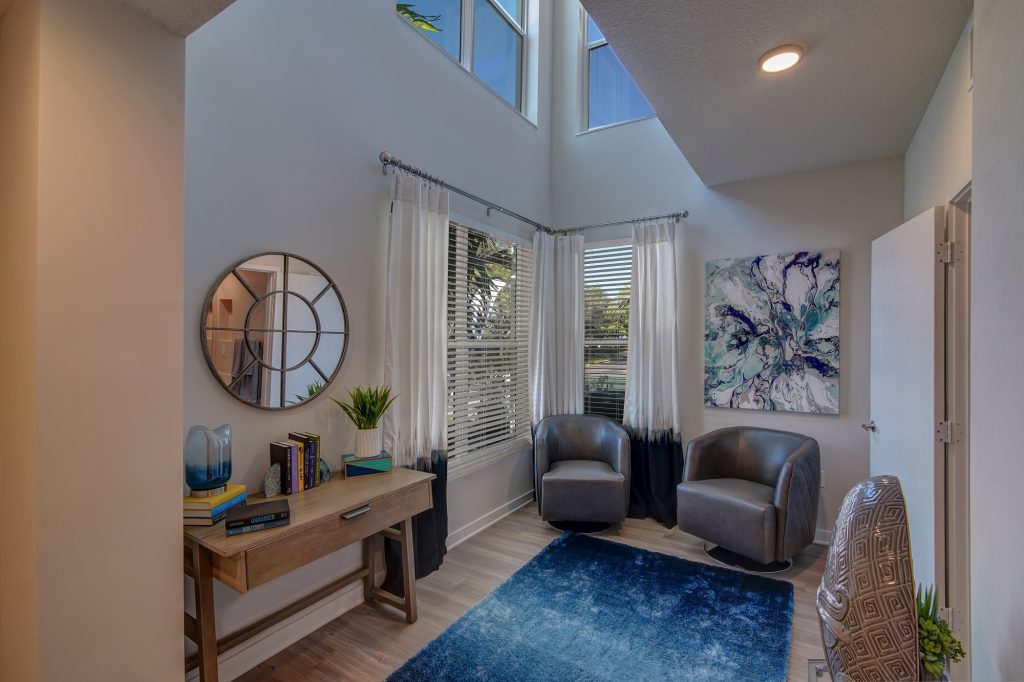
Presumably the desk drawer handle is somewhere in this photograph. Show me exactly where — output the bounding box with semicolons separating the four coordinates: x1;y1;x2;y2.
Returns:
341;505;371;520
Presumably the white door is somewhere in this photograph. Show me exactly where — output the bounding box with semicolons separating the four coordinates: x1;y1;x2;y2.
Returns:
868;206;945;594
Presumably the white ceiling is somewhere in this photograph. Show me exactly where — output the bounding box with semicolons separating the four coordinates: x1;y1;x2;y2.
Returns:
119;0;235;36
582;0;972;186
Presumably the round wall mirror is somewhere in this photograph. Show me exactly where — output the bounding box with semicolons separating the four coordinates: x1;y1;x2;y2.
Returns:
201;252;349;409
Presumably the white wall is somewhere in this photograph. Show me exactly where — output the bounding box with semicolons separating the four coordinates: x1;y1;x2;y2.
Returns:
184;0;548;673
551;1;904;539
904;4;1024;676
904;17;973;219
0;0;40;678
4;0;186;679
969;1;1024;678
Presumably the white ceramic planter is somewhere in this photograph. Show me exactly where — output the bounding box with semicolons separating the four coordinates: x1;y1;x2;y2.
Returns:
354;427;382;459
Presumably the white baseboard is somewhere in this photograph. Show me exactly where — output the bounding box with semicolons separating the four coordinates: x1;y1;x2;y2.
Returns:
186;580;365;682
446;489;535;549
814;528;832;546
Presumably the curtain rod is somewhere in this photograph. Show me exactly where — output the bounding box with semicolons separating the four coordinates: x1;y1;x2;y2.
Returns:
379;151;687;234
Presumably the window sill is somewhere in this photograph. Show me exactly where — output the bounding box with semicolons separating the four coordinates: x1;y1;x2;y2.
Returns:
577;113;657;137
448;436;532;481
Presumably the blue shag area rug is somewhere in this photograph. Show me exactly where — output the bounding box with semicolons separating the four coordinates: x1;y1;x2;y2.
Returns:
387;533;793;681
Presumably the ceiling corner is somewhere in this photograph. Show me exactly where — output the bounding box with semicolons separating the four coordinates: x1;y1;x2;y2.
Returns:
118;0;236;37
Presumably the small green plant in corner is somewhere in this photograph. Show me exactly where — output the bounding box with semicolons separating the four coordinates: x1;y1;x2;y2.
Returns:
330;385;398;430
917;584;965;678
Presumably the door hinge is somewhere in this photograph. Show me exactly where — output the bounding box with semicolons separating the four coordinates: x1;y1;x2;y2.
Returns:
936;420;960;444
936;240;960;264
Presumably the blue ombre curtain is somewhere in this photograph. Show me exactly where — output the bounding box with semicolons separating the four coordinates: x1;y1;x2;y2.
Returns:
381;172;449;593
623;219;684;527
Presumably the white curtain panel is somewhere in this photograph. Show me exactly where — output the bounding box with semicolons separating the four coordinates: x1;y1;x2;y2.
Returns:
383;172;449;467
624;218;681;439
529;231;585;424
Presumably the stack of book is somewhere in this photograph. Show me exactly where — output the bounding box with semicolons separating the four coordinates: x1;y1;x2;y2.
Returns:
269;432;322;495
224;499;290;536
343;452;392;478
183;484;246;526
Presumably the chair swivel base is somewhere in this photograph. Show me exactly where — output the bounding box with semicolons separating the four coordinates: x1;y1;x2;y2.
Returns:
703;543;793;574
548;520;613;533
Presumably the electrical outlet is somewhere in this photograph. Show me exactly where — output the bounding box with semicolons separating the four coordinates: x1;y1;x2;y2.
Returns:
820;469;826;488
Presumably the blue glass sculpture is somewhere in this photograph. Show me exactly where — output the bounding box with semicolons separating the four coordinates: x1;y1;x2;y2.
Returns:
185;424;232;494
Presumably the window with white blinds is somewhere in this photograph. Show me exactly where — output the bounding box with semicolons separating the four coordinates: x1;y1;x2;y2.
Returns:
583;243;632;422
447;223;533;462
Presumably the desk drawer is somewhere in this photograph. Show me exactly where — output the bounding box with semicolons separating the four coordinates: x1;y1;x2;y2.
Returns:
245;481;432;589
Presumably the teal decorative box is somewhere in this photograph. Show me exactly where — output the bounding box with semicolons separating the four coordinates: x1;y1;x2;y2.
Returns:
343;452;392;478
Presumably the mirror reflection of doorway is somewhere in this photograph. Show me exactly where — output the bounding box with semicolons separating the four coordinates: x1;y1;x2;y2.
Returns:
205;267;279;406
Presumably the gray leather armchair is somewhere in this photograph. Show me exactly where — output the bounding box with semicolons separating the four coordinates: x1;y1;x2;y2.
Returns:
534;414;630;525
676;426;820;565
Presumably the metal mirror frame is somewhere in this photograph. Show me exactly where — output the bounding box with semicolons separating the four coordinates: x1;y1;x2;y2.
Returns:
200;251;350;410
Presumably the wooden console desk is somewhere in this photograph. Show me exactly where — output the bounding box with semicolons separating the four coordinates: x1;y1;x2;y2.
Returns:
183;467;435;682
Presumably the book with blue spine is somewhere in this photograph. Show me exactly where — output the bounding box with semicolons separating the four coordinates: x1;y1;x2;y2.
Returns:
298;432;322;486
186;491;246;518
225;518;290;536
225;498;290;530
183;510;229;526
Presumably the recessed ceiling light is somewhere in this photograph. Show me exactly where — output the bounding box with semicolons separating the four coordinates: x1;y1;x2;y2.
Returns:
759;44;804;73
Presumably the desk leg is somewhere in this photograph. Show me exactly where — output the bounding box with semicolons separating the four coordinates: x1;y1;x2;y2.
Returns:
399;518;418;624
191;544;219;682
363;534;378;604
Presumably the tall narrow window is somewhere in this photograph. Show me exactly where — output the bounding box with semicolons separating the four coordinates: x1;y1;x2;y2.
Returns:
473;0;525;109
583;10;654;130
583;244;632;422
447;224;533;463
398;1;526;112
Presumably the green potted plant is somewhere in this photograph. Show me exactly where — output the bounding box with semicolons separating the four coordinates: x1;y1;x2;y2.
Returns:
331;385;397;459
917;584;965;680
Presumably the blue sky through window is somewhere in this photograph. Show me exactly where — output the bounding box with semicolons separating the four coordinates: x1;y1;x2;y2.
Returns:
492;0;522;26
473;0;522;108
586;14;604;44
588;43;654;129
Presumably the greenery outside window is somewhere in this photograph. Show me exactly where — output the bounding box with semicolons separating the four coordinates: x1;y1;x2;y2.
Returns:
447;223;533;464
581;8;654;131
583;243;632;422
398;1;526;111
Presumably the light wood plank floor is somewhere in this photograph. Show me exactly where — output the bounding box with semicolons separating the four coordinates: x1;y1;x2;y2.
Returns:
240;503;826;682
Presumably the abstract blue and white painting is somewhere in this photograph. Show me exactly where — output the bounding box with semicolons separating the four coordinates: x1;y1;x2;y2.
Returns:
704;250;840;414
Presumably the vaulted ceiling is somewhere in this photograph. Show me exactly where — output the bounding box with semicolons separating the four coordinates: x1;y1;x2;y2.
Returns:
582;0;972;186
